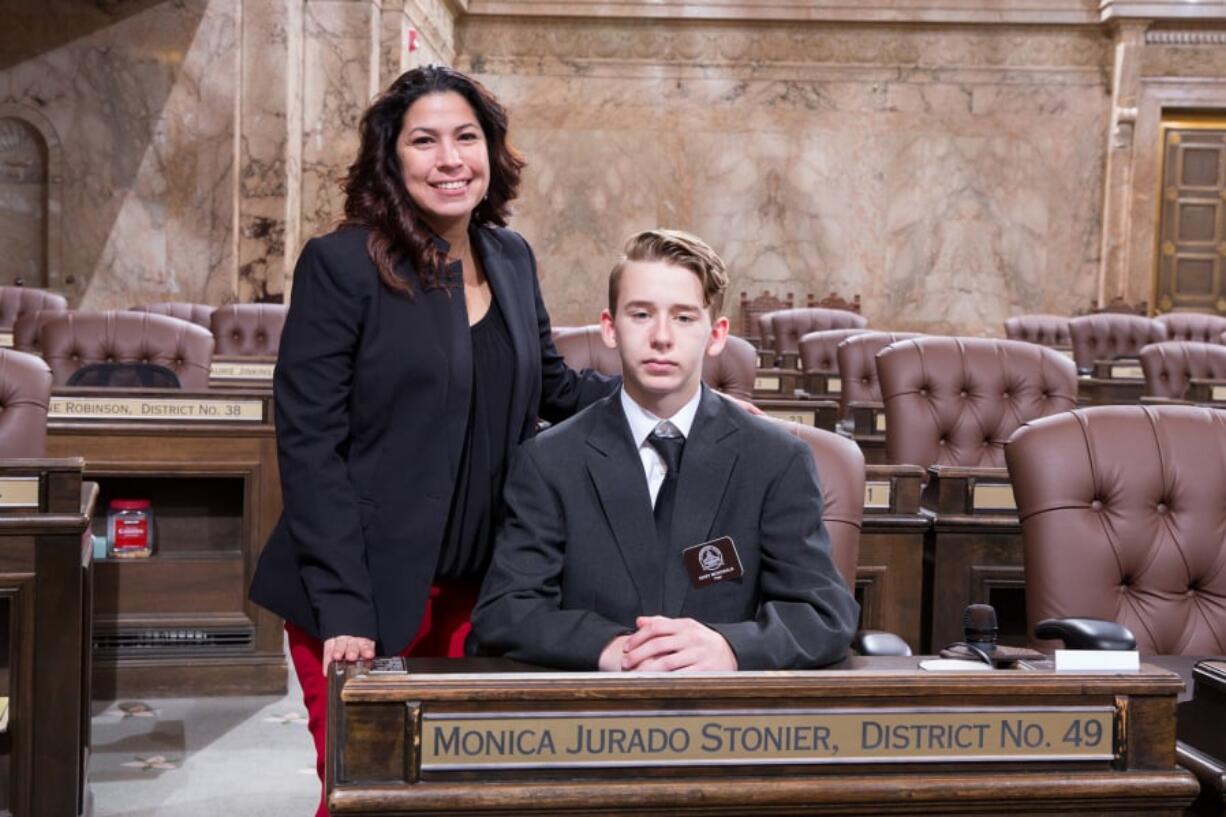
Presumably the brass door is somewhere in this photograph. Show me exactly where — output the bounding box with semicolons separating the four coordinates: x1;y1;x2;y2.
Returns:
1156;119;1226;315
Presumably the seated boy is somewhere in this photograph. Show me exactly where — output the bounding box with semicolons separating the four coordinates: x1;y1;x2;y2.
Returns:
472;229;858;671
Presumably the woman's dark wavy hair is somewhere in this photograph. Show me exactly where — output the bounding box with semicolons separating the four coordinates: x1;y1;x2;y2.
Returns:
342;66;525;296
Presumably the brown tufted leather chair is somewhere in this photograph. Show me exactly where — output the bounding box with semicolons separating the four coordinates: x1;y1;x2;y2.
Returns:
210;303;288;357
837;332;924;410
551;326;757;402
1006;405;1226;654
130;302;215;329
12;309;70;355
1004;314;1072;347
40;312;214;389
773;419;910;656
1140;341;1226;400
1155;312;1226;345
799;328;873;377
0;348;53;457
877;337;1078;468
761;308;869;368
0;286;67;332
1068;314;1166;374
773;419;863;593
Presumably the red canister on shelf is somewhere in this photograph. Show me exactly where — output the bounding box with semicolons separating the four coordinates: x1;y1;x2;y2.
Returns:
107;499;155;558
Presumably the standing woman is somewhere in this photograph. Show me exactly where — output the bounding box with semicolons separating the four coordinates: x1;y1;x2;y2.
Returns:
249;66;614;816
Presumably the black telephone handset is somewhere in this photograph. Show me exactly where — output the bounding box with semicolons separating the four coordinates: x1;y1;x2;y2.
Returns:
1033;618;1137;651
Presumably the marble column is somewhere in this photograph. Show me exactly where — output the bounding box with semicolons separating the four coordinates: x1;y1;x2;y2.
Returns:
237;0;300;303
1096;20;1150;310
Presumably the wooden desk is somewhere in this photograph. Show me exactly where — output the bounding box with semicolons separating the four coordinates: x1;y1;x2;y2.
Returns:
922;466;1025;651
1185;379;1226;407
0;459;96;816
751;367;804;399
858;465;928;651
1175;658;1226;810
752;398;839;432
1078;359;1147;406
801;370;842;403
326;656;1198;816
45;387;286;697
845;401;887;465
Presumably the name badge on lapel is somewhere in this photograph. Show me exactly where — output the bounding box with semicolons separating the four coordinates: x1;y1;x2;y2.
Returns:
681;536;744;588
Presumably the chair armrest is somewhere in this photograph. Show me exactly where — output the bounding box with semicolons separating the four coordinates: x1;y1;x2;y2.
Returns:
1034;617;1137;651
852;630;912;657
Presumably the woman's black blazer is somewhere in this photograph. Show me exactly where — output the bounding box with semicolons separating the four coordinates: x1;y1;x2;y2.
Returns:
249;223;612;653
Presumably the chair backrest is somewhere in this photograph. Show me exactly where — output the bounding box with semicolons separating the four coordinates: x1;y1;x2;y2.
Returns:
552;326;621;376
738;290;793;343
762;308;870;357
1006;405;1226;654
836;332;924;407
40;311;214;389
703;335;756;402
877;337;1077;468
798;328;873;375
0;348;52;457
552;326;757;402
1068;314;1166;373
1154;312;1226;344
0;286;67;331
130;302;215;329
809;292;862;314
210;303;288;356
12;308;69;354
1003;314;1072;347
1139;340;1226;399
771;419;863;590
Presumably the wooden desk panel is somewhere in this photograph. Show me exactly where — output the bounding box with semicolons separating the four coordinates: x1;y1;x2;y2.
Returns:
46;387;285;697
922;467;1025;652
327;656;1198;816
0;460;95;817
858;465;928;652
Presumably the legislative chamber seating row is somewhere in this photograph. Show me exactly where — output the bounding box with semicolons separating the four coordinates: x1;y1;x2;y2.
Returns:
0;286;1222;812
7;303;287;360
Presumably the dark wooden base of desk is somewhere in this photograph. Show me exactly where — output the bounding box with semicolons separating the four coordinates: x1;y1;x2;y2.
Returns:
332;771;1195;815
91;654;287;698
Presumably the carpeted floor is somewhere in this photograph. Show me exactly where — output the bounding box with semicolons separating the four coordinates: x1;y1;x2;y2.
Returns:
90;650;318;817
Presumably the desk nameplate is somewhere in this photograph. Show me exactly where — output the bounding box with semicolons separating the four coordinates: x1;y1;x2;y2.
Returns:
864;481;892;510
754;376;781;392
420;706;1114;771
49;396;264;423
972;483;1016;512
765;409;815;426
0;477;40;509
1110;364;1144;380
210;361;274;380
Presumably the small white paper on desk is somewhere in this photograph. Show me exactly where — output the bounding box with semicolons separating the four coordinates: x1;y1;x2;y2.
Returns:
918;658;993;671
1054;650;1139;671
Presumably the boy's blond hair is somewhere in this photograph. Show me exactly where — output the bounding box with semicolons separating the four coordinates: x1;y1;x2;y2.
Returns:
608;229;728;319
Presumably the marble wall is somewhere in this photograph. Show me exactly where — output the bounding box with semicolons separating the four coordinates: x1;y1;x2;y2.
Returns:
0;0;460;309
2;1;1223;336
457;18;1112;334
0;0;239;309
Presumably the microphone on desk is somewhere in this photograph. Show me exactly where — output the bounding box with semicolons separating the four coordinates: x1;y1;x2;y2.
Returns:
962;604;998;656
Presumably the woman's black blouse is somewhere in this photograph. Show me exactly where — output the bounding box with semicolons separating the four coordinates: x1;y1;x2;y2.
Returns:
435;291;516;579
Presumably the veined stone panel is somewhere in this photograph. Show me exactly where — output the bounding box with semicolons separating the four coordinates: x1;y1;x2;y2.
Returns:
458;18;1110;334
0;0;239;308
